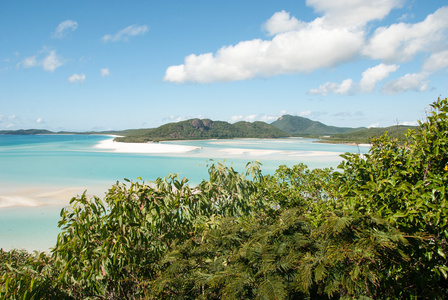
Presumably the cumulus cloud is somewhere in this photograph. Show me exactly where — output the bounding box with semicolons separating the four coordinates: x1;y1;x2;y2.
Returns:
359;63;399;92
368;122;380;128
306;0;404;28
53;20;78;38
399;120;419;126
165;18;364;83
262;10;304;35
21;55;38;68
382;72;429;94
422;50;448;72
102;25;148;42
308;79;355;96
363;6;448;62
42;51;64;71
101;68;110;76
18;50;64;72
299;110;312;117
68;73;86;84
229;114;279;123
164;2;447;87
36;118;43;123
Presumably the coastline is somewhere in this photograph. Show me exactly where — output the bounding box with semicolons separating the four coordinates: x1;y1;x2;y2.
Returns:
95;138;201;154
0;185;107;209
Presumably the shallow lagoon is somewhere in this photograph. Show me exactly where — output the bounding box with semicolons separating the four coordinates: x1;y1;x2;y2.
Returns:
0;135;369;251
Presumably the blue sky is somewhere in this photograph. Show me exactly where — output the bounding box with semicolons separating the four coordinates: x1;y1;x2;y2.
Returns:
1;0;447;131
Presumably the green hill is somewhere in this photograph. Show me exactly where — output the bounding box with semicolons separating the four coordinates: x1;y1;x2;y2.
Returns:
0;129;54;135
318;125;418;144
271;115;365;136
1;117;418;144
114;118;290;142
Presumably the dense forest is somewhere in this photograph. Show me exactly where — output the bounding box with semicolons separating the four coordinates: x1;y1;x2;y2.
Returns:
1;98;447;299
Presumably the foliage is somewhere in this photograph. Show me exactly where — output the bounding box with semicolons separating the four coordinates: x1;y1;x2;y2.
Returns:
336;97;448;297
0;249;67;299
1;98;448;299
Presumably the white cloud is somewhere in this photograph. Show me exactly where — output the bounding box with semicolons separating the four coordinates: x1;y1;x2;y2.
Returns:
229;114;279;123
9;115;16;120
422;50;448;72
399;120;419;126
101;68;110;76
18;50;64;72
6;123;14;128
368;122;380;128
382;72;429;94
363;6;448;62
229;114;258;123
53;20;78;38
165;18;364;83
21;55;38;68
36;118;43;123
68;73;86;84
308;79;355;96
262;10;304;35
42;51;64;72
359;63;399;92
306;0;404;28
299;110;312;117
102;25;148;42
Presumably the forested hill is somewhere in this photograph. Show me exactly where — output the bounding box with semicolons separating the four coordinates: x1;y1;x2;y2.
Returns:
319;124;418;144
114;118;290;142
271;114;365;135
1;116;418;144
0;129;54;135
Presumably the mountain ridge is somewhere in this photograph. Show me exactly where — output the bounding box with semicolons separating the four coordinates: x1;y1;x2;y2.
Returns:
270;114;366;135
1;115;418;144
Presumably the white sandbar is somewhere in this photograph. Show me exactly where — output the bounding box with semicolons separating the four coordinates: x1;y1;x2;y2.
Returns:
94;139;201;154
0;187;87;208
217;148;341;157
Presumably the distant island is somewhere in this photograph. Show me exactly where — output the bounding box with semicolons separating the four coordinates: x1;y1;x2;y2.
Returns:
0;115;418;144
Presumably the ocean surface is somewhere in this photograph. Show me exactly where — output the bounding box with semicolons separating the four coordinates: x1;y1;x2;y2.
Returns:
0;135;369;251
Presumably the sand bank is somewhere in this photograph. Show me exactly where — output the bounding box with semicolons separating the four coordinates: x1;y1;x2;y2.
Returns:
95;139;201;154
0;187;90;208
217;148;341;157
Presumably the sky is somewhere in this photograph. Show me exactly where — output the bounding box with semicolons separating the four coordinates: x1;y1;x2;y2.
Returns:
1;0;448;132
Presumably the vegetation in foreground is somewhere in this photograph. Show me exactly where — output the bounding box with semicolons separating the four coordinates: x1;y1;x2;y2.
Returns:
1;98;447;299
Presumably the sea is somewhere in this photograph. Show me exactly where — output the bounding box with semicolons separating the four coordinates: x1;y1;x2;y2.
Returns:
0;135;369;251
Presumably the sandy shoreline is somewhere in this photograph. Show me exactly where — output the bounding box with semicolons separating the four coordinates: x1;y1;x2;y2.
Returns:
0;186;90;208
94;138;349;158
217;148;342;157
95;138;201;154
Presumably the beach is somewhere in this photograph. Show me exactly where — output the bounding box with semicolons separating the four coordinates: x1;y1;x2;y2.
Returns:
95;138;201;153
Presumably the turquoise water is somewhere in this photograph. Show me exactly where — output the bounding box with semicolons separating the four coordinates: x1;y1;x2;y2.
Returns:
0;135;369;251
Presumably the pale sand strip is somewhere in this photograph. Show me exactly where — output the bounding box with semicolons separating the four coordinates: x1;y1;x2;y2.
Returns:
0;187;88;208
217;148;341;157
94;139;201;154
